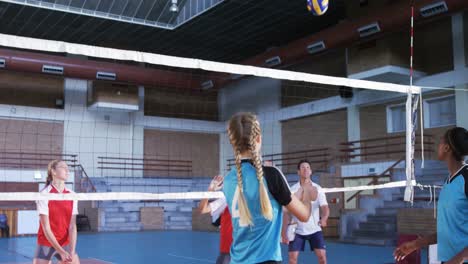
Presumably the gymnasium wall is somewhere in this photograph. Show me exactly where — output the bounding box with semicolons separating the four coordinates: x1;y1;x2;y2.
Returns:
0;71;64;109
144;129;219;177
464;11;468;67
218;77;282;173
359;90;456;161
63;78;144;178
347;17;453;76
281;110;348;171
145;86;218;121
281;50;347;107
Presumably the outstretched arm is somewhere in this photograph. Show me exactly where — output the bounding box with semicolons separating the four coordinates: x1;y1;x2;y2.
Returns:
281;210;291;244
394;233;437;261
445;247;468;264
40;215;72;262
285;181;317;222
68;215;80;263
198;175;223;214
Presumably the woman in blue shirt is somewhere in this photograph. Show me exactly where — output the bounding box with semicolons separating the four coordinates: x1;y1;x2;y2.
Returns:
394;127;468;264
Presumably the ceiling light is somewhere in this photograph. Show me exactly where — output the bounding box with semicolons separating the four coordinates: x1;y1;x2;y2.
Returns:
170;0;179;12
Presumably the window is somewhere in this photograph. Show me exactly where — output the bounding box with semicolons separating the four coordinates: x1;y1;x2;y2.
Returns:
424;95;456;128
386;104;406;133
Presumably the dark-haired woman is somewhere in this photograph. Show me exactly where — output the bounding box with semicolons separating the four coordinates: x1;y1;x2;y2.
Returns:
394;127;468;264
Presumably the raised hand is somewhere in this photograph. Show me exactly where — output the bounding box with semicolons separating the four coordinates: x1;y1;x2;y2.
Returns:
208;175;224;191
394;240;419;261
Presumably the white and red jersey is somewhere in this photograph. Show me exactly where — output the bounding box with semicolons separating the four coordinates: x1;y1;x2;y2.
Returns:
209;196;232;254
36;184;78;247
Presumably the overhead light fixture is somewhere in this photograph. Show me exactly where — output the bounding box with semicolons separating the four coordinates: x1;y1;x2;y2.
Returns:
264;56;282;68
42;65;64;75
170;0;179;12
96;71;117;81
201;80;214;90
357;22;381;38
420;1;448;18
306;41;326;54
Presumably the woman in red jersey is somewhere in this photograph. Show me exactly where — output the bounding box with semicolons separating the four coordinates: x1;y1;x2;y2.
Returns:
33;160;80;264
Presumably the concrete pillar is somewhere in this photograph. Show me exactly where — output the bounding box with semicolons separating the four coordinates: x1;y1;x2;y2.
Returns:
347;105;361;162
452;13;468;128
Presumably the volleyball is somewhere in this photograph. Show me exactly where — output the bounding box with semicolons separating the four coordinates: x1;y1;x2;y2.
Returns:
307;0;329;16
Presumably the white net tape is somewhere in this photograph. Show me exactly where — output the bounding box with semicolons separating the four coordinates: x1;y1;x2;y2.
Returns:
0;33;420;94
0;180;416;201
0;33;430;205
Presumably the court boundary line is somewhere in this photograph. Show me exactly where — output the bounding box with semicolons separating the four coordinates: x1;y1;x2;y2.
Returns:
88;257;116;264
167;253;215;263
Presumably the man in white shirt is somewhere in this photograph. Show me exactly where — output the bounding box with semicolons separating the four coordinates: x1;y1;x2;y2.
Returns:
282;159;329;264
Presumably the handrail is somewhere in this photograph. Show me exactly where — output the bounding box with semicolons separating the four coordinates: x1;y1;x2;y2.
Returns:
341;134;433;145
0;151;93;193
272;159;329;167
0;157;77;161
76;164;96;193
264;148;329;157
226;148;329;163
97;161;192;167
340;141;435;152
339;134;434;162
260;153;330;163
97;167;191;172
226;147;330;173
0;152;78;169
346;156;405;203
97;156;192;163
0;151;77;157
97;156;193;176
344;148;433;159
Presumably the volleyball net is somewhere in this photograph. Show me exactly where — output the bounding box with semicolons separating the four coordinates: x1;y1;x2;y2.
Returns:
0;33;447;225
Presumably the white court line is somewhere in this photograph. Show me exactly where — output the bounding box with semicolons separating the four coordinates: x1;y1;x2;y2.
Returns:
88;257;116;264
167;253;215;263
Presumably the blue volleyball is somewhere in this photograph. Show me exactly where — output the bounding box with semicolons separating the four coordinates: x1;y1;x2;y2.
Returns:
307;0;329;16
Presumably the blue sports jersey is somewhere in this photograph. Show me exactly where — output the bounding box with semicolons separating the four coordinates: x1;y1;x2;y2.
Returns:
437;164;468;262
223;160;289;264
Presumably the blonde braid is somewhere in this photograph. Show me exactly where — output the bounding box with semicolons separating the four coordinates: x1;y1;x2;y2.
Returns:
249;123;273;221
235;148;253;226
228;112;273;226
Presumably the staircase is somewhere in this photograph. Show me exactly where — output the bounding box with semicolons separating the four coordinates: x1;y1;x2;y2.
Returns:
97;201;143;232
91;177;212;232
342;160;446;246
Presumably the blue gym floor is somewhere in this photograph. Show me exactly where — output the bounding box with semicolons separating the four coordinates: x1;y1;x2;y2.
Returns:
0;231;428;264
